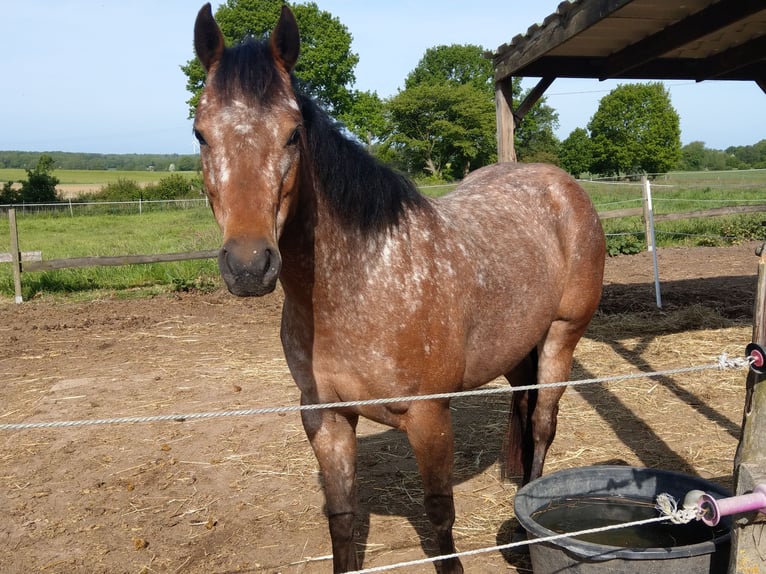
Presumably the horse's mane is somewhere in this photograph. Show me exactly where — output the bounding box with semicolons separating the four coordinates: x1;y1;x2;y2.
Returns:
215;37;430;235
298;95;431;234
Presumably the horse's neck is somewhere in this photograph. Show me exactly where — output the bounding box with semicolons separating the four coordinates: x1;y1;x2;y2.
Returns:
279;181;379;302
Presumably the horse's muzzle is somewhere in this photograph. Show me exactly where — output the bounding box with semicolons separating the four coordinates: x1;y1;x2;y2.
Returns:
218;238;281;297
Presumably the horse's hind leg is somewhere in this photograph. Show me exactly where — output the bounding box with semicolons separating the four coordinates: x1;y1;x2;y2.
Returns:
406;400;463;574
527;318;589;483
301;408;359;573
502;349;538;482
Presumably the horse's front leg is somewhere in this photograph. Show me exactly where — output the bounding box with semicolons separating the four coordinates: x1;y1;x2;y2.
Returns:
301;407;359;573
406;400;463;574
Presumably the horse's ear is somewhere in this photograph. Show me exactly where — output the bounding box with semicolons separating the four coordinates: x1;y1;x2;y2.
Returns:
194;3;225;72
270;5;300;73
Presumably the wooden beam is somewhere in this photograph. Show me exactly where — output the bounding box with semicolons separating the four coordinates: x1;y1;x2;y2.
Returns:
22;250;219;272
0;251;42;263
495;78;516;162
600;0;765;80
698;35;766;81
504;56;766;82
493;0;633;82
514;77;555;124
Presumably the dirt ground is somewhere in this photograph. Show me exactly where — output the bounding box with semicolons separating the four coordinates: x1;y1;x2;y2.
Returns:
0;243;761;573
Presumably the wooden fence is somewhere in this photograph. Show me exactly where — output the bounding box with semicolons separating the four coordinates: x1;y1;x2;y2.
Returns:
2;209;217;303
4;189;766;304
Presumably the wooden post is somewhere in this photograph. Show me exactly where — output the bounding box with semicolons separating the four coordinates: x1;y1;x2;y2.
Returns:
495;77;516;163
729;248;766;572
9;209;23;304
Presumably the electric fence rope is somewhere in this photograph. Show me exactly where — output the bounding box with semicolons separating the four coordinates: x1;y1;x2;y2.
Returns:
0;353;749;431
347;494;703;573
1;355;742;573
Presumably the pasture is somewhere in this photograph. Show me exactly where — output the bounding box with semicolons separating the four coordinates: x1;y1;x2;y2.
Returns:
0;169;198;200
0;168;197;185
0;242;757;572
1;168;766;301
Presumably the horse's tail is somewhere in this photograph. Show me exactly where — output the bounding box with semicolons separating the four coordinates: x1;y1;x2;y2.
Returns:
501;348;538;482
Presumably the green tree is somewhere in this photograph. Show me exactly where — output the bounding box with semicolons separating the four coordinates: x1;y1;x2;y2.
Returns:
339;90;387;149
726;139;766;169
20;154;59;203
512;82;560;163
1;180;20;204
384;44;560;177
588;82;681;176
386;82;495;179
679;141;706;171
181;0;358;118
679;142;740;171
558;128;593;177
384;44;497;179
404;44;494;94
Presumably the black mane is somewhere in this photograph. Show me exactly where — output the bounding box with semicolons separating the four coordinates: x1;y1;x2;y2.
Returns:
215;37;430;234
299;95;431;234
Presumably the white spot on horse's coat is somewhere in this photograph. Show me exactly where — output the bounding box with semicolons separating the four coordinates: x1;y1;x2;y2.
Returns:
286;98;300;113
218;155;231;186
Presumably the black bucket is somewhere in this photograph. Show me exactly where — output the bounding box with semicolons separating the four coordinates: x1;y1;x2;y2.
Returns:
514;466;731;574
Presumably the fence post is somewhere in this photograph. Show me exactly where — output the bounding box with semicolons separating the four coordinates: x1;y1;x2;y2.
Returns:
8;208;23;303
729;248;766;573
641;176;662;308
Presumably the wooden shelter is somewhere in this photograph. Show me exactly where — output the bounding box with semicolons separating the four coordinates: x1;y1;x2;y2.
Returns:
492;2;766;571
491;0;766;161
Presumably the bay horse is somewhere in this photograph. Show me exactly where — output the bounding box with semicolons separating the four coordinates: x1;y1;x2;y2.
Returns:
192;4;605;572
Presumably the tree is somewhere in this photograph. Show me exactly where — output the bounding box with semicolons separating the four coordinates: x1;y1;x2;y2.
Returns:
1;180;20;204
404;44;494;94
726;139;766;169
679;141;706;171
511;81;560;163
339;90;387;149
384;44;498;179
385;81;495;180
558;128;593;177
181;0;358;118
588;82;681;176
20;154;59;203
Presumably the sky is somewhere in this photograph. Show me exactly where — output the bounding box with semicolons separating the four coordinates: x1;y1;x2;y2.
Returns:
2;1;764;155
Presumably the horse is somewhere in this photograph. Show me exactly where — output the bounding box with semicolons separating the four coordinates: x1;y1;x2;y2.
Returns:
192;4;605;572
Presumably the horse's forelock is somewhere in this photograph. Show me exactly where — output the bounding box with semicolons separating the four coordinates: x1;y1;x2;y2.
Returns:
212;39;285;105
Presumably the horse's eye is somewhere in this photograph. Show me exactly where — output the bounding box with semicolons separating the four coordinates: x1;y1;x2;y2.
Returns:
194;129;208;146
286;127;301;147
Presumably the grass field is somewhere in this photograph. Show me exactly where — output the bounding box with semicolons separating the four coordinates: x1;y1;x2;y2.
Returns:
0;168;197;186
1;207;222;301
2;169;765;301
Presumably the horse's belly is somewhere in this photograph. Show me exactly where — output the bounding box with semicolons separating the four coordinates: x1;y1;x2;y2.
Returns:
460;309;554;388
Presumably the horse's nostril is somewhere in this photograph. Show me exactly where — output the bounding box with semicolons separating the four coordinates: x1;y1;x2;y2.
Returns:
218;246;232;273
263;248;275;272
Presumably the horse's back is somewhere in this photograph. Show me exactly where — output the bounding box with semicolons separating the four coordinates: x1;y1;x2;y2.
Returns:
445;163;597;225
435;162;603;270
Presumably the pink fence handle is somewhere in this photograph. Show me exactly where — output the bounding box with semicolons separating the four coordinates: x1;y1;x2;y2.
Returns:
697;484;766;526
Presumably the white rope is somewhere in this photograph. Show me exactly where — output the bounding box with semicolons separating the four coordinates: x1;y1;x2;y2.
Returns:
348;492;702;574
0;354;750;431
656;492;703;524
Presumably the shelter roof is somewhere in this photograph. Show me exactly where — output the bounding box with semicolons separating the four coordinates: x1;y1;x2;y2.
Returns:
492;0;766;90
